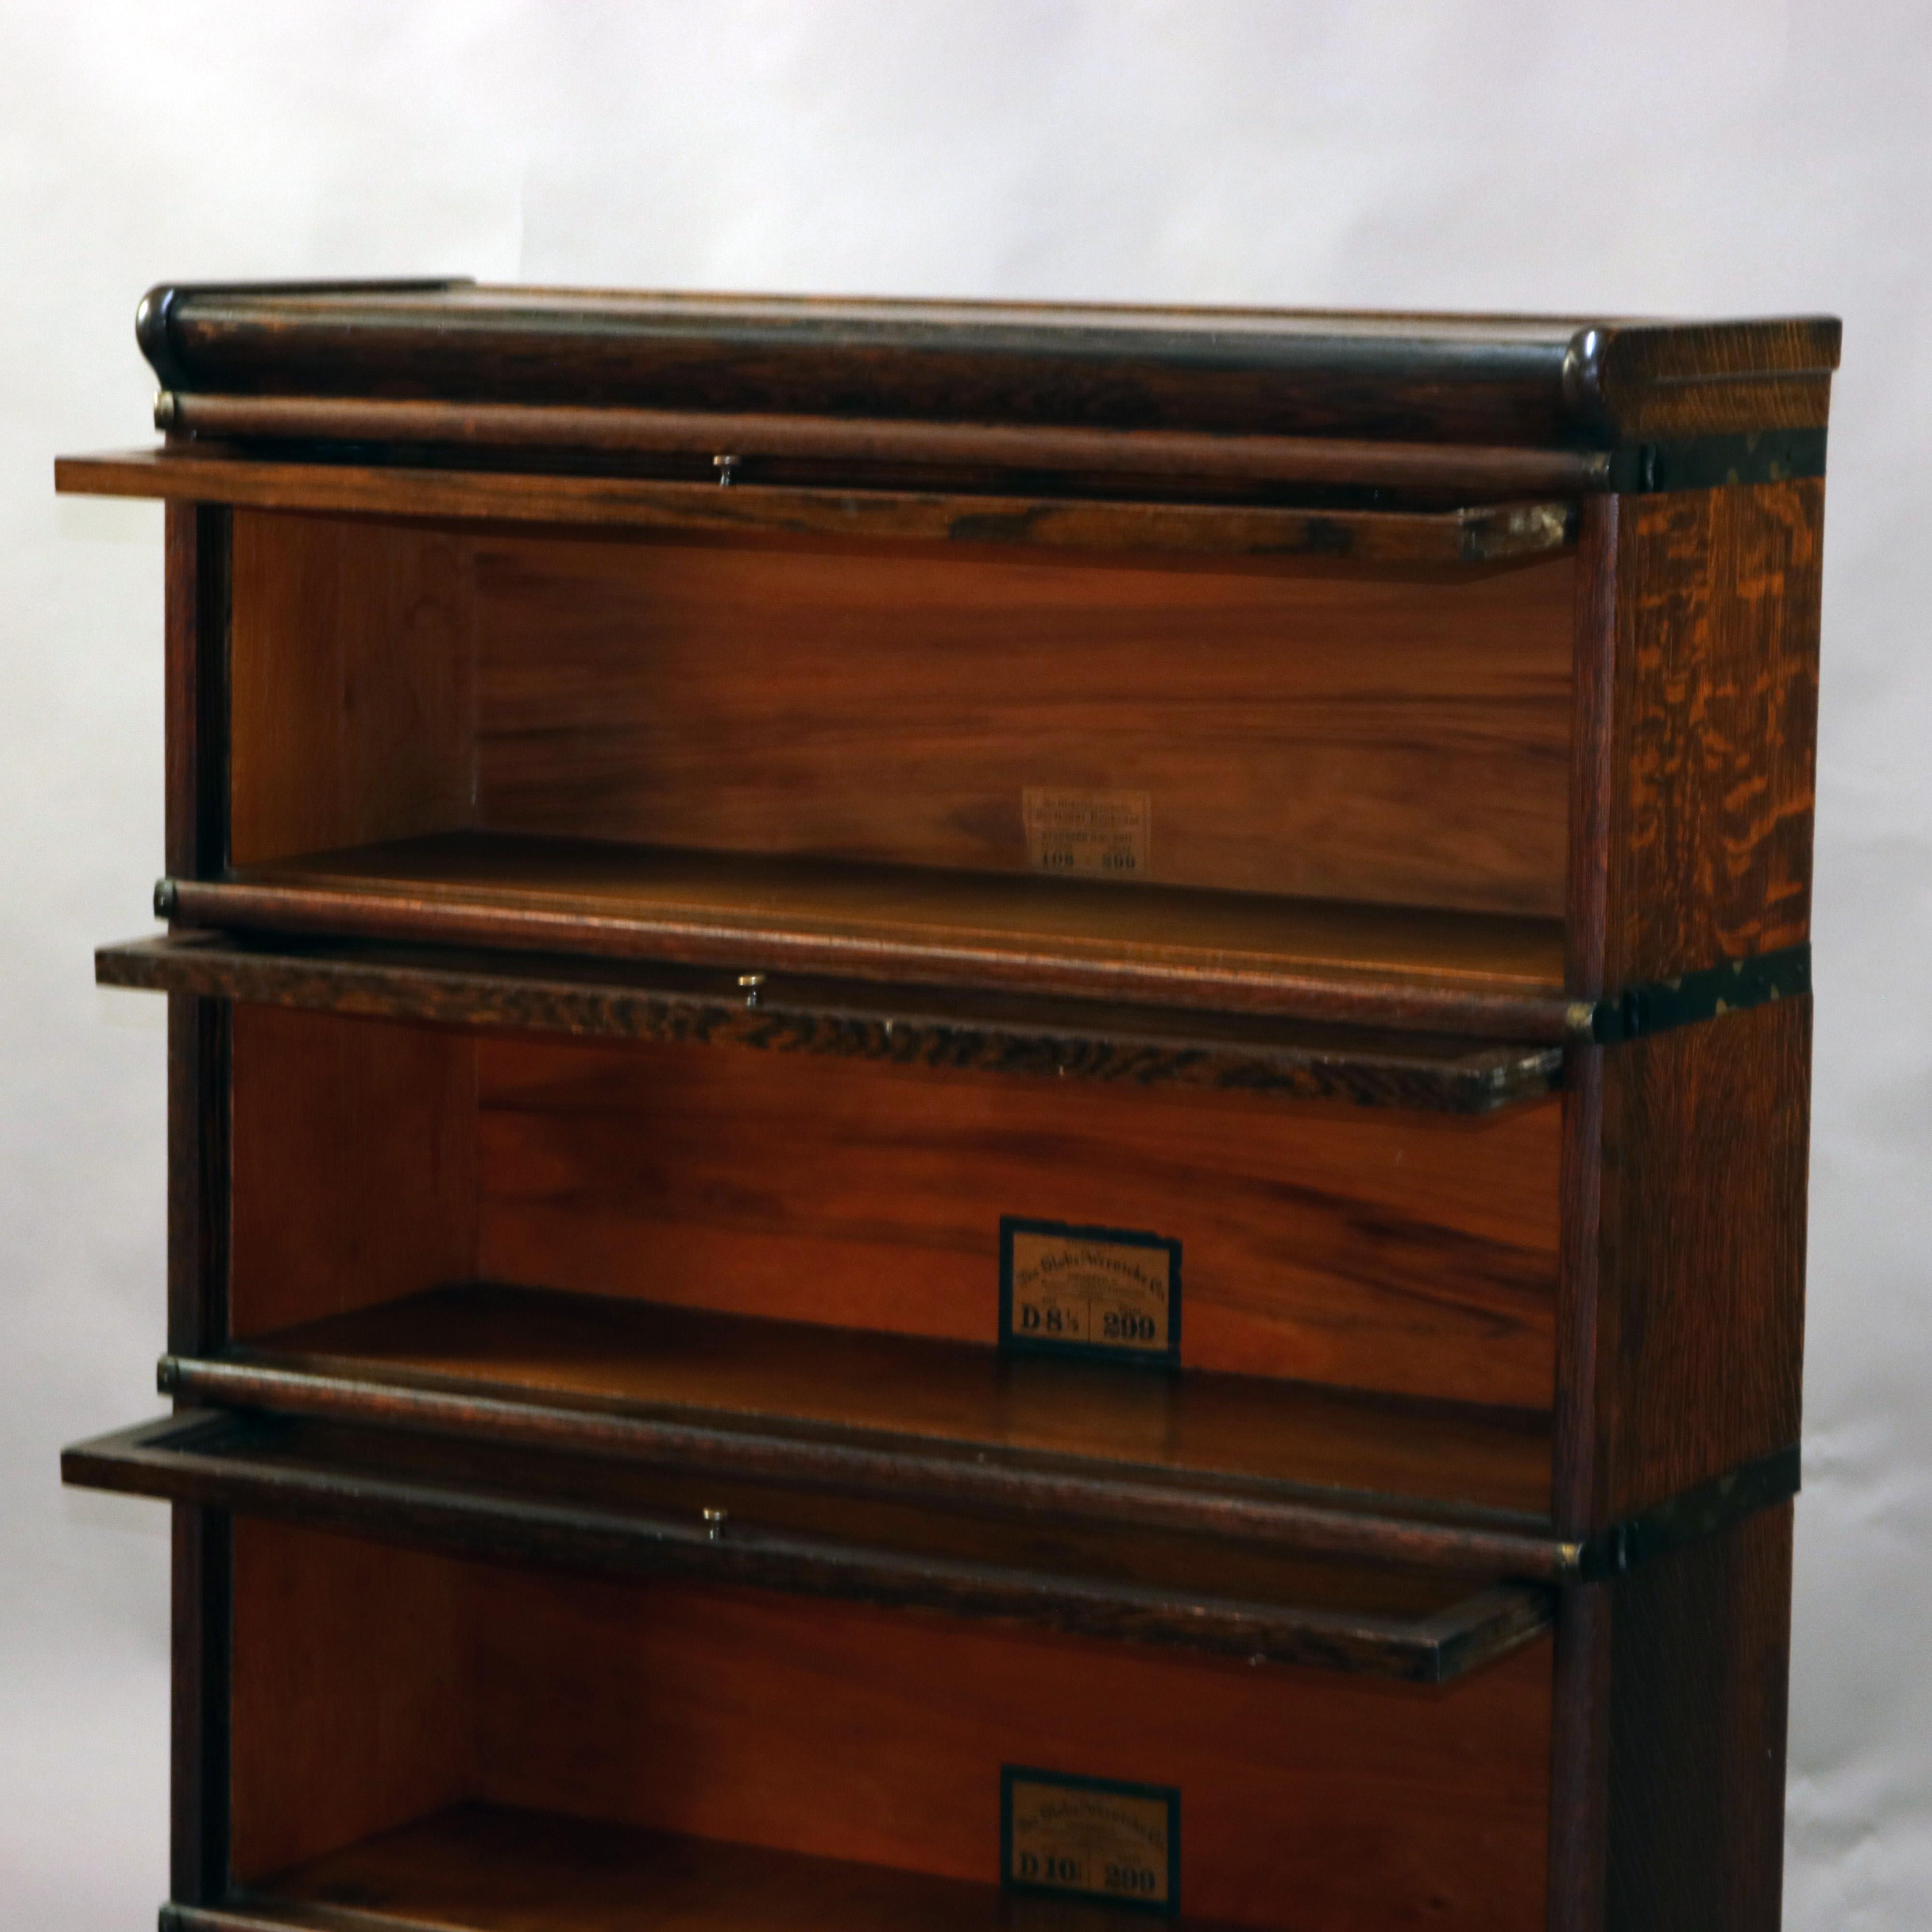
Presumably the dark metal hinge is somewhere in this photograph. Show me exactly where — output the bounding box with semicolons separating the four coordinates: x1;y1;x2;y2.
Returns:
1586;944;1809;1044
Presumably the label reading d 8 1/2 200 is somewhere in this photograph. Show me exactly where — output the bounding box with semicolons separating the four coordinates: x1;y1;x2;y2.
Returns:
998;1217;1181;1366
1002;1767;1180;1915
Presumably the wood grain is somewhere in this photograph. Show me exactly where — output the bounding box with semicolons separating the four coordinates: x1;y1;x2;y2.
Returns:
1605;480;1824;984
228;510;474;867
471;525;1574;917
176;1279;1555;1546
229;1004;477;1338
474;1028;1562;1410
182;831;1575;1036
56;450;1573;564
189;1802;1249;1932
70;1411;1550;1678
228;1518;472;1884
168;997;231;1359
471;1569;1550;1929
164;501;230;879
198;1509;1553;1928
1591;998;1811;1521
131;281;1836;446
1602;1503;1792;1931
103;933;1566;1116
160;390;1611;499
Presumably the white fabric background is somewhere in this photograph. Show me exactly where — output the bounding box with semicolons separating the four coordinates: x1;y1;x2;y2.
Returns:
2;4;1926;1924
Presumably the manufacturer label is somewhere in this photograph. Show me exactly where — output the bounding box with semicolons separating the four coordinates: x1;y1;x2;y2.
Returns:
1002;1767;1179;1915
1022;788;1152;880
999;1217;1180;1365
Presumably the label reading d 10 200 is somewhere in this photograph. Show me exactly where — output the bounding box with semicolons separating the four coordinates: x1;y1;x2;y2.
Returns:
1002;1767;1180;1915
1022;787;1152;880
999;1217;1181;1366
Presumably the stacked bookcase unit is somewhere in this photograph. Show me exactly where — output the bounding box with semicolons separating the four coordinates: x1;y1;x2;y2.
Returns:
60;284;1833;1932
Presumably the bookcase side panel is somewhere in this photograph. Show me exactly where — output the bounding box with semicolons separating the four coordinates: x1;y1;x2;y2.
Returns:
227;511;478;869
1606;479;1823;985
228;1517;477;1884
229;1005;480;1339
1603;1502;1794;1932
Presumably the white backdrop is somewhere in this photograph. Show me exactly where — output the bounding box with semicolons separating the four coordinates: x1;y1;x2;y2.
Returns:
3;4;1928;1925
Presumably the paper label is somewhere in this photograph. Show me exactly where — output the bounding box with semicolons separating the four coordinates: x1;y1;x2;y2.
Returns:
1002;1767;1180;1914
1023;788;1152;880
999;1217;1180;1365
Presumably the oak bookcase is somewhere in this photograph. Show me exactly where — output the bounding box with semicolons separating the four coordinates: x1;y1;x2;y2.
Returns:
60;284;1834;1932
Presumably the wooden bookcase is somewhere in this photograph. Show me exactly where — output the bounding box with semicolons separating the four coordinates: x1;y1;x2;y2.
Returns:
59;284;1834;1932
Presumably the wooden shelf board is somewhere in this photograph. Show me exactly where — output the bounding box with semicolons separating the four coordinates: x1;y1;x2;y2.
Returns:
66;1410;1552;1678
164;1282;1555;1568
100;932;1564;1114
165;831;1575;1038
169;1801;1247;1932
57;447;1575;563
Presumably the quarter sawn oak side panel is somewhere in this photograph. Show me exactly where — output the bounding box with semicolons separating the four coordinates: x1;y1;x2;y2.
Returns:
1597;998;1810;1522
1609;480;1822;983
1604;1504;1794;1932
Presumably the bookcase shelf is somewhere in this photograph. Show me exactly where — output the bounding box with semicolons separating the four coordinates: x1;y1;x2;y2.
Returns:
101;932;1566;1112
163;1802;1234;1932
67;1409;1550;1680
160;830;1576;1037
57;281;1832;1932
155;1280;1557;1572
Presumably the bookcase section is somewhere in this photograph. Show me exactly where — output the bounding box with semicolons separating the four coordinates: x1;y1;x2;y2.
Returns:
57;284;1833;1932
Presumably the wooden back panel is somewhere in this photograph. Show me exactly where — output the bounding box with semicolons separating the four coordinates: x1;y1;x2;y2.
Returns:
224;512;1575;916
223;1005;1560;1408
473;1031;1561;1409
473;532;1573;914
226;1520;1553;1930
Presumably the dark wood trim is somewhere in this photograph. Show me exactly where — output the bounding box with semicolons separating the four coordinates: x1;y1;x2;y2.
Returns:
162;866;1577;1036
156;1349;1562;1584
1546;1585;1612;1932
130;281;1840;448
166;995;230;1360
103;934;1564;1116
1565;496;1618;1000
138;279;476;391
170;1504;230;1907
1553;1044;1608;1540
1602;1504;1793;1930
156;391;1609;500
59;449;1575;563
155;831;1577;1040
67;1411;1552;1682
163;501;230;882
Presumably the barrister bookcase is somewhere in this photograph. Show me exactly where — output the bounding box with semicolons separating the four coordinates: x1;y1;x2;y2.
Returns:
60;284;1833;1932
